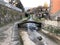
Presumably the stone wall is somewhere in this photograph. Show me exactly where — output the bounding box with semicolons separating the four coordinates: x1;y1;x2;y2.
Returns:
0;4;24;27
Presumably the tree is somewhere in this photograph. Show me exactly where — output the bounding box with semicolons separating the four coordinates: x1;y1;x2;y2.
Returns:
16;2;24;12
44;2;48;7
9;0;24;12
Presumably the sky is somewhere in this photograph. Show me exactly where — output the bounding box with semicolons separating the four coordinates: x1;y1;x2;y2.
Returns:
4;0;50;8
20;0;50;8
4;0;9;3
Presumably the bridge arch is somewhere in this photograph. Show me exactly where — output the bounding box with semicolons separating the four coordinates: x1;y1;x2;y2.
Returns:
17;21;42;29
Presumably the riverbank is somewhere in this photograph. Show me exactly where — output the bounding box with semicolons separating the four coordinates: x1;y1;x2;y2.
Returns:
41;29;60;45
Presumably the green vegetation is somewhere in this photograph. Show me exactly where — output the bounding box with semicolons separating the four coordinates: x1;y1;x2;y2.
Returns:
33;16;60;35
43;25;60;35
33;16;45;22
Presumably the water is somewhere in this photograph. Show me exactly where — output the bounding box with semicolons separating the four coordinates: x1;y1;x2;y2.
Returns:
26;17;45;45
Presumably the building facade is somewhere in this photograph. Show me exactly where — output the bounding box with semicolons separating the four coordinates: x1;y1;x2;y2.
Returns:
50;0;60;14
50;0;60;21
